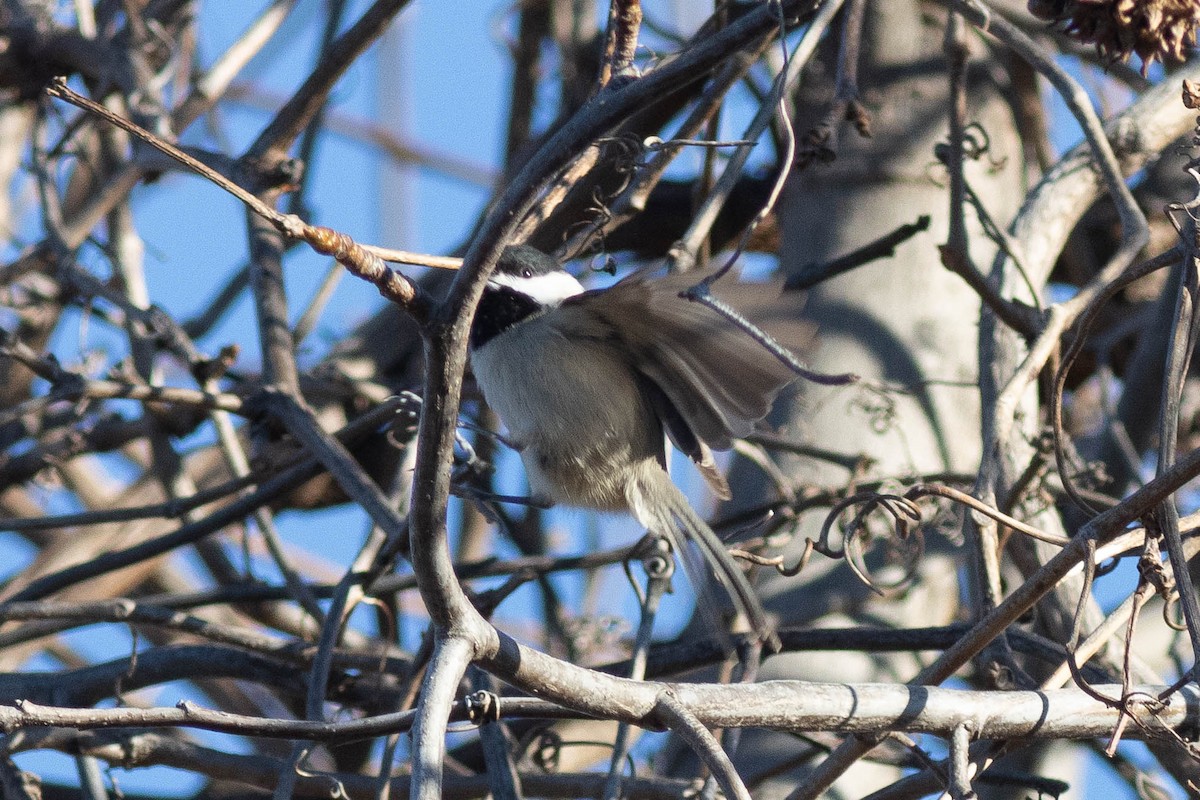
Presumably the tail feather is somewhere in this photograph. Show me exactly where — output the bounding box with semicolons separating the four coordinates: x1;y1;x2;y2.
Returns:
628;468;778;650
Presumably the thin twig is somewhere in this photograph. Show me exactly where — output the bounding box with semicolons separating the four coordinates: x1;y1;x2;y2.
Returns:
796;0;870;168
245;0;414;161
0;334;247;421
598;0;643;87
559;37;774;259
670;0;845;273
794;443;1200;799
1051;246;1184;514
603;539;672;800
5;397;409;602
785;215;931;291
45;79;433;318
0;474;258;531
468;673;524;800
939;10;1039;338
1150;233;1200;680
654;690;752;800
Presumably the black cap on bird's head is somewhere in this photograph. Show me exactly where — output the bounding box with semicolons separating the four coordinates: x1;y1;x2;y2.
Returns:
495;245;563;279
486;245;585;307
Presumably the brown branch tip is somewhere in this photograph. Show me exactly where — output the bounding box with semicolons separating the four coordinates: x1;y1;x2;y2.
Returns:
44;77;436;313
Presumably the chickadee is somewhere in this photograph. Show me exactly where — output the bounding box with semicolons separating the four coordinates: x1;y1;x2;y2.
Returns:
469;245;794;645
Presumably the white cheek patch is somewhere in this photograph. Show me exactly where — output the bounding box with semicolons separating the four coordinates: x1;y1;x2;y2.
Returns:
489;270;585;305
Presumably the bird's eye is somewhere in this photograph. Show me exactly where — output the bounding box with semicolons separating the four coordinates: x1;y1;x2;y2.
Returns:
521;268;533;278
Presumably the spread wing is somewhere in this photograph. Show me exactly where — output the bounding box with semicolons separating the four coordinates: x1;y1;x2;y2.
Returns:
562;268;797;457
635;370;732;499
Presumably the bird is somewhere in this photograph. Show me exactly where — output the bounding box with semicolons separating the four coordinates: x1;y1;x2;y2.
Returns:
468;245;795;646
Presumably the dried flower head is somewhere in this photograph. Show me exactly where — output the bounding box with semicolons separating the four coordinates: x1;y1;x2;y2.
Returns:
1029;0;1200;72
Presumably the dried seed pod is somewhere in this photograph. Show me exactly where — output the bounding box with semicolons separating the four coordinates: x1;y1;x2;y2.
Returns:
1029;0;1200;72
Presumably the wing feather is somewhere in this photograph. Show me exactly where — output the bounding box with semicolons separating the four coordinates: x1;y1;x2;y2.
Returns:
563;269;796;451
